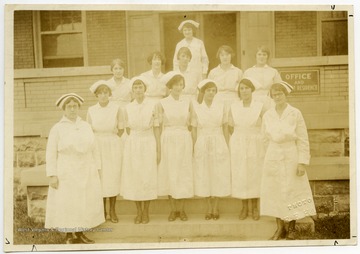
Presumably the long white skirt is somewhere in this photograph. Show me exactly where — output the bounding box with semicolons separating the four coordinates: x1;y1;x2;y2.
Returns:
193;128;231;197
45;154;104;231
230;130;265;199
120;129;158;201
95;133;122;197
158;127;194;199
260;141;316;221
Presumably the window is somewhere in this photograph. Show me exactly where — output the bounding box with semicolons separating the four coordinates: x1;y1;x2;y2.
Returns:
274;11;348;58
34;11;86;68
320;11;348;56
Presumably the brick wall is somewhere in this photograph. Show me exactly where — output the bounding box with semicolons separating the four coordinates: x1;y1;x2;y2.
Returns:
281;65;348;112
275;11;317;58
86;11;128;74
14;11;35;69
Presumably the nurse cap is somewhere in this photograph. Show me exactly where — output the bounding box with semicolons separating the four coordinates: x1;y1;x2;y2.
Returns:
197;79;218;90
178;20;200;31
129;76;151;89
89;80;115;94
56;93;84;109
277;81;294;94
161;71;184;88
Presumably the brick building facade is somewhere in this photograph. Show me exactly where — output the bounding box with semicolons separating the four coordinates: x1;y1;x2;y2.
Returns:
12;10;351;218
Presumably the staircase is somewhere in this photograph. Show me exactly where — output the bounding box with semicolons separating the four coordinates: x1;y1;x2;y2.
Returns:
86;198;315;243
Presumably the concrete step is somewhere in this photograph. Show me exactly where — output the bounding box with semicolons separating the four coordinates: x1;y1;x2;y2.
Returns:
86;214;314;243
115;197;244;215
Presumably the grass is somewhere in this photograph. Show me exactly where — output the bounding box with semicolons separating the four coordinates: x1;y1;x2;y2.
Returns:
13;199;64;245
297;214;350;240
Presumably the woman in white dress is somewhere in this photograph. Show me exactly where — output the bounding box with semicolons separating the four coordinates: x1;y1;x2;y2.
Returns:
243;46;282;109
177;47;201;102
45;93;104;244
140;51;166;103
229;78;265;221
121;76;161;224
158;71;193;222
173;20;209;81
87;80;124;224
208;45;243;108
108;58;132;109
261;81;316;240
192;79;231;220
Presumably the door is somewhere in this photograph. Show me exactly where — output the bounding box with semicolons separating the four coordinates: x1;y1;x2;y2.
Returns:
240;12;275;70
161;12;238;74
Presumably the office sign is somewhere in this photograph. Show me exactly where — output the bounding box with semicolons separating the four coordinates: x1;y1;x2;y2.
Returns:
280;70;320;95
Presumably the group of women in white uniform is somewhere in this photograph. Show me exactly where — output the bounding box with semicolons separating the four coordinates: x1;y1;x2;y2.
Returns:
44;19;316;244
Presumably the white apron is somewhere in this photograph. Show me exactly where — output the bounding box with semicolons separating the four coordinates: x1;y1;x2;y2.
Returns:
230;100;265;199
192;102;231;197
157;96;194;199
87;102;123;197
121;99;158;201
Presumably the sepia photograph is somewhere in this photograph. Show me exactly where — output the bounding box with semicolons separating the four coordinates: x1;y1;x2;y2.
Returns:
2;1;357;252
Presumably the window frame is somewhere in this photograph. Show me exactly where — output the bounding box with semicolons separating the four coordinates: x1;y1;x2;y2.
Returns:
271;11;348;67
33;10;89;68
318;11;348;57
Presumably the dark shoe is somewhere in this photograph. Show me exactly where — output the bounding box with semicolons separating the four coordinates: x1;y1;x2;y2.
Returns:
142;213;149;224
213;213;220;220
286;230;296;240
252;208;260;221
286;220;296;240
179;211;188;221
77;233;95;244
168;211;177;222
134;214;142;224
239;207;248;220
205;213;212;220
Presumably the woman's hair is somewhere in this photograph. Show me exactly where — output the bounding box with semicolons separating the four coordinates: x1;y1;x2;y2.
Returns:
197;82;217;103
256;45;271;58
216;45;235;59
270;83;289;98
110;58;126;71
147;51;166;65
95;84;112;97
180;23;197;35
237;79;255;98
132;79;147;92
62;97;81;110
166;75;185;89
177;47;192;60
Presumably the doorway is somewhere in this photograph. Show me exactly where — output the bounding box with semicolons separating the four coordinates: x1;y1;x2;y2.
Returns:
161;12;238;74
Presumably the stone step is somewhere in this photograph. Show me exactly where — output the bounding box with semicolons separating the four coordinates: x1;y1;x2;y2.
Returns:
115;197;245;215
86;214;314;243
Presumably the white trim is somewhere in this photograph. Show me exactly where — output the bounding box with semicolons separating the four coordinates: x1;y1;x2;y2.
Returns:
14;66;111;79
81;11;89;66
32;11;43;68
271;55;348;68
316;12;322;56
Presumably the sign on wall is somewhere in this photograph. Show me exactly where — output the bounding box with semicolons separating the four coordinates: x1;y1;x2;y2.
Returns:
279;70;320;95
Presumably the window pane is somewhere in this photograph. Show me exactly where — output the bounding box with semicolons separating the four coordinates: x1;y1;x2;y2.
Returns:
40;11;62;32
41;33;83;58
40;11;81;32
322;20;348;56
